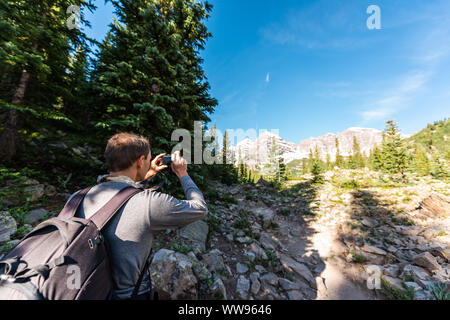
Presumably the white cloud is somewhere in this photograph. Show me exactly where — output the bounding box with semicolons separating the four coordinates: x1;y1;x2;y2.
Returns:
361;71;431;122
265;73;270;83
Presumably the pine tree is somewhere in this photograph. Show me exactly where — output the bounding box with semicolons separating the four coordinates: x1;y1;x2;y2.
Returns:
0;0;95;160
350;136;364;168
412;145;431;176
311;145;324;182
380;120;408;180
91;0;217;151
335;137;343;168
325;153;332;171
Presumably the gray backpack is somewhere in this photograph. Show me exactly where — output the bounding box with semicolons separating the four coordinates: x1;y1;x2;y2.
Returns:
0;185;145;300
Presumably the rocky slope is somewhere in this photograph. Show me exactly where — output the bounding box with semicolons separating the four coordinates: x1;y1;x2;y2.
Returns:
1;169;449;300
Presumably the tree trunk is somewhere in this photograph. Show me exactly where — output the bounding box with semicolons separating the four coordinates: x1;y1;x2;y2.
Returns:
0;40;38;160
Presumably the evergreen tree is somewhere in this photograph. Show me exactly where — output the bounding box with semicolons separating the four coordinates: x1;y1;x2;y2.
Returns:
311;145;324;182
91;0;217;152
412;145;431;176
350;136;364;168
380;120;408;180
335;137;343;168
0;0;95;160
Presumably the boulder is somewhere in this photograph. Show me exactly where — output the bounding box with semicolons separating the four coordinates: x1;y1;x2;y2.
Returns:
419;194;450;216
236;262;248;274
210;277;227;299
236;275;250;299
412;252;442;272
249;272;261;295
361;244;387;256
202;251;227;274
24;208;48;224
179;220;209;251
287;290;304;300
280;254;316;289
253;208;275;229
260;272;278;286
0;211;17;242
361;217;379;228
149;249;198;300
259;232;280;251
23;184;45;202
249;242;268;260
381;275;404;292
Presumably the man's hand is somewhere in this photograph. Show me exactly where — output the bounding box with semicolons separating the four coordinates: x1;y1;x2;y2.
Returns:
144;153;168;180
171;151;188;179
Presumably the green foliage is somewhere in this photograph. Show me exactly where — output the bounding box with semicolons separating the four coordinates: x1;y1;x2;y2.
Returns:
430;283;450;300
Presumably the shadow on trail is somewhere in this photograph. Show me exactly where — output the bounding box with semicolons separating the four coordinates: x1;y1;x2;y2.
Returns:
271;179;325;300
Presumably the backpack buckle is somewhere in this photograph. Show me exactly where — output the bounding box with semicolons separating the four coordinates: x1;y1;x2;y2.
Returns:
88;235;104;249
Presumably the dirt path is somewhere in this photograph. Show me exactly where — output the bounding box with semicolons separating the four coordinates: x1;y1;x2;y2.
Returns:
310;224;378;300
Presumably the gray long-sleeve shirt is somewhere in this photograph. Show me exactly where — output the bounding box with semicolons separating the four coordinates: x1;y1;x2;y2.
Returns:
67;174;208;299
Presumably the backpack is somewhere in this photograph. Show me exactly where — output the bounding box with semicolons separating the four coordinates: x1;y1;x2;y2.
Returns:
0;185;145;300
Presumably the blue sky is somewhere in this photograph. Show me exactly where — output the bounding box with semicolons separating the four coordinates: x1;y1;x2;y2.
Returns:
83;0;450;144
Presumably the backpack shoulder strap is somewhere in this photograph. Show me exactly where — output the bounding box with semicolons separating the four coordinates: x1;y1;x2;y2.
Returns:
58;186;93;219
90;186;143;230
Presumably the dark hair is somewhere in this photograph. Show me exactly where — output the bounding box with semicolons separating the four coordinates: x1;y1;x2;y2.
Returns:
104;132;150;172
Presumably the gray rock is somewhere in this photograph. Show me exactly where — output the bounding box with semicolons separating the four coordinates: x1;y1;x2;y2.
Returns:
362;244;387;256
149;249;198;299
23;184;45;202
236;237;252;244
254;265;266;273
249;272;261;295
210;277;227;299
383;265;400;278
253;208;275;229
361;217;378;228
236;262;249;274
24;208;48;224
280;254;316;289
44;185;57;197
278;278;301;291
0;211;17;242
412;252;442;271
179;220;209;251
287;290;304;300
202;252;227;274
260;272;278;286
236;276;250;299
249;242;268;260
48;142;68;149
243;250;256;262
404;282;422;291
402;264;430;282
381;275;404;292
259;232;280;251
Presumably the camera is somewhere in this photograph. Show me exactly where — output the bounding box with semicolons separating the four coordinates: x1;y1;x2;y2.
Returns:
162;155;172;166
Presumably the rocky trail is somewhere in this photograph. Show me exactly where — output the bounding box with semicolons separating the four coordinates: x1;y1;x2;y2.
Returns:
1;169;449;300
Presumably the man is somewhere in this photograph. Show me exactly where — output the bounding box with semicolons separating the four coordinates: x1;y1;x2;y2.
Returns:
68;132;208;300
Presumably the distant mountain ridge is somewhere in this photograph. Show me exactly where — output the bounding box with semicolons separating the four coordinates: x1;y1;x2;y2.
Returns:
231;127;384;167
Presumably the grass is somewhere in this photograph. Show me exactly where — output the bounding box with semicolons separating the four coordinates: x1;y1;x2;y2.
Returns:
169;242;193;254
430;283;450;300
380;278;415;300
278;207;290;216
351;251;368;263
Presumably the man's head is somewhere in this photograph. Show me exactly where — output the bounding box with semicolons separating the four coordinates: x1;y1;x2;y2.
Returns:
104;132;151;181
